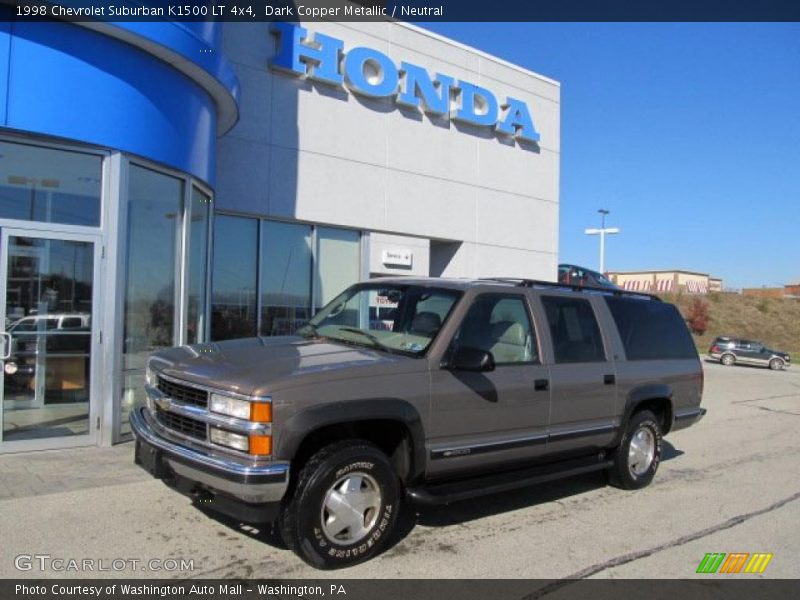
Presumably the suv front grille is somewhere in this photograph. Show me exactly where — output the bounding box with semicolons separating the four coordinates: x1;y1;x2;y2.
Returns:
156;376;208;408
154;406;207;441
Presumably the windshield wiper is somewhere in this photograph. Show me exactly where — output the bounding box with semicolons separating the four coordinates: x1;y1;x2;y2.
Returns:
332;327;419;357
335;326;384;348
296;322;322;338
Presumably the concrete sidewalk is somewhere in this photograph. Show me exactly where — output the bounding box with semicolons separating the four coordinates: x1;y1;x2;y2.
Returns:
1;363;798;579
0;442;143;501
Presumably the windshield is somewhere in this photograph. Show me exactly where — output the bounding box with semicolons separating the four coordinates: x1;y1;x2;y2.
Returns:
594;272;614;287
296;284;462;356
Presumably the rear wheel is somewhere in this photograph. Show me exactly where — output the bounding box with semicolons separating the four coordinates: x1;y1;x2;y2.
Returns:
769;358;784;371
279;440;400;569
609;410;663;490
721;353;736;366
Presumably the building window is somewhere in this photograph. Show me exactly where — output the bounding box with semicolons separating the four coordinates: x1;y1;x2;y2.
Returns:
186;187;211;344
260;221;312;336
0;140;101;227
315;227;361;309
121;165;184;432
210;217;363;341
211;215;258;340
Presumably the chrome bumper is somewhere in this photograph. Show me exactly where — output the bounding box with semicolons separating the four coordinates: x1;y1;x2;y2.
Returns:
130;407;289;505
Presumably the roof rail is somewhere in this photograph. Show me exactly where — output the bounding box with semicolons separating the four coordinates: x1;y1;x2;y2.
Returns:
480;278;663;301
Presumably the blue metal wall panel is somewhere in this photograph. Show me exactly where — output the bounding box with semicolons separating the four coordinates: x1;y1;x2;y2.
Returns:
0;17;10;125
0;19;240;185
115;21;240;109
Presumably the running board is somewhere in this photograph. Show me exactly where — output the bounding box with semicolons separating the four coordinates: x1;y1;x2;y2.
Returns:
406;454;613;506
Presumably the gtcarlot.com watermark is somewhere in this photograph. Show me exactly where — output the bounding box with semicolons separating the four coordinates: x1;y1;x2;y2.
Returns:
15;554;197;573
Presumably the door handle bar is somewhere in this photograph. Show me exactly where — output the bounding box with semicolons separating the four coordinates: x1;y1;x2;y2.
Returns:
0;332;11;360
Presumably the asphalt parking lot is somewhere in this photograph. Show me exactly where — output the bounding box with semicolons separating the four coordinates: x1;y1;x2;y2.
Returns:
1;360;798;579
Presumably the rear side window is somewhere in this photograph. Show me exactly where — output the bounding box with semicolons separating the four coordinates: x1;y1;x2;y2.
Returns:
542;296;606;363
605;297;697;360
61;317;84;329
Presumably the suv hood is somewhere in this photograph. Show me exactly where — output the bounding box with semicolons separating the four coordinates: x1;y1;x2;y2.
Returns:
150;336;419;396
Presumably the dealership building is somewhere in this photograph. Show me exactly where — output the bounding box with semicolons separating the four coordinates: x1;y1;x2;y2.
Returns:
608;270;723;294
0;17;560;452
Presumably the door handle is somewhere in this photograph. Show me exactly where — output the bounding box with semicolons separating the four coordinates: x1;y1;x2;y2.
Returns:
0;333;11;360
534;378;549;392
604;374;616;385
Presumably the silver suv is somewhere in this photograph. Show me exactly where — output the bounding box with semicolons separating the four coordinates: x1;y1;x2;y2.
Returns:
131;277;705;569
708;336;790;370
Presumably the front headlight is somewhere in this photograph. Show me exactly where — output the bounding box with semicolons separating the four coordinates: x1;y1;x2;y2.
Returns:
144;364;155;387
210;393;251;420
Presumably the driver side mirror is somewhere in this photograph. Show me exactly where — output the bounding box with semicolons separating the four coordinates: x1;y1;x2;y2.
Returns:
446;346;495;372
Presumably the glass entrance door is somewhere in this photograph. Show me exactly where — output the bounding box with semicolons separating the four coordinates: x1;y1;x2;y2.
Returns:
0;229;98;450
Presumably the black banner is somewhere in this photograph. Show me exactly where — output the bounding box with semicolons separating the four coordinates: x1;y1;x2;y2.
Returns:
5;0;800;22
2;580;800;600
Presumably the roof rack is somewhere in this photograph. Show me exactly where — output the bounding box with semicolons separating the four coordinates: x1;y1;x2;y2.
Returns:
480;278;663;301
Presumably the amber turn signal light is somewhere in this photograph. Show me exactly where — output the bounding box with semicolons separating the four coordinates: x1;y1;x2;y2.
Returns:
250;402;272;423
249;435;272;456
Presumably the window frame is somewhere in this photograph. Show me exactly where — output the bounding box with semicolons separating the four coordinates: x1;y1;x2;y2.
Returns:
0;135;108;235
305;282;463;358
211;211;365;341
117;156;214;444
258;219;313;337
603;295;699;362
539;294;609;365
448;291;542;367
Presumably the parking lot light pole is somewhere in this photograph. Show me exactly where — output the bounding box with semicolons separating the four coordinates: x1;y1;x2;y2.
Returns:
585;209;620;274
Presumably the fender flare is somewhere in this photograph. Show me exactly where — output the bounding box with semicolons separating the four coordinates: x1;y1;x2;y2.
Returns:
617;383;675;441
274;398;427;481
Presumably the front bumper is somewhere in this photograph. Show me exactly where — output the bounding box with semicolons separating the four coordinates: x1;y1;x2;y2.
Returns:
130;407;289;521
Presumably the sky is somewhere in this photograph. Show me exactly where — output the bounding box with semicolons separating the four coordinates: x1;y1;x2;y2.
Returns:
422;23;800;289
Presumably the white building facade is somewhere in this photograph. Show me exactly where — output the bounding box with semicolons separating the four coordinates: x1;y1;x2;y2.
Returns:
0;19;559;452
217;21;561;285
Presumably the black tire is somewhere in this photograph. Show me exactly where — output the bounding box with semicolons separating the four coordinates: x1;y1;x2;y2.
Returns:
769;358;784;371
609;410;663;490
721;353;736;366
279;440;400;569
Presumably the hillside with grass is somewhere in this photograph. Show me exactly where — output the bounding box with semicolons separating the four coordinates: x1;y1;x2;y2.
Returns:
659;292;800;360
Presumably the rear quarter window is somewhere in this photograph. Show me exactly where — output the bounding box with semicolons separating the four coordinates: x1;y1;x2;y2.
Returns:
604;297;698;360
542;296;606;363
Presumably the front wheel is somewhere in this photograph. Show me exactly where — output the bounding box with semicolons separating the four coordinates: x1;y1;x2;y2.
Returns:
279;440;400;569
609;410;663;490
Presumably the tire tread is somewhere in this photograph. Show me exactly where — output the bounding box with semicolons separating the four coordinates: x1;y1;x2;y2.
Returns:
279;440;397;569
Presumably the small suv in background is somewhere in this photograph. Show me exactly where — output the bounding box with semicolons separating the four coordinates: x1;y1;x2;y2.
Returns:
708;336;790;370
558;263;619;290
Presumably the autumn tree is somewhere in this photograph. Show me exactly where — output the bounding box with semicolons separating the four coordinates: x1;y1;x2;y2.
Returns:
686;297;710;335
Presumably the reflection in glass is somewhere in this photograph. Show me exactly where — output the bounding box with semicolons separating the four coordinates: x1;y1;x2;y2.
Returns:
3;237;93;442
187;188;211;345
315;227;361;310
299;284;459;355
260;221;312;336
0;141;101;226
211;215;258;340
121;165;183;434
